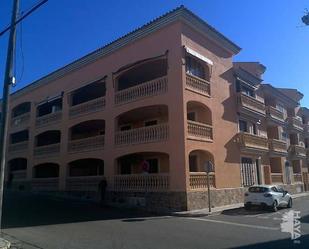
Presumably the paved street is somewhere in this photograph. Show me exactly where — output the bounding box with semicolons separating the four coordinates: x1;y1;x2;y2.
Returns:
2;191;309;249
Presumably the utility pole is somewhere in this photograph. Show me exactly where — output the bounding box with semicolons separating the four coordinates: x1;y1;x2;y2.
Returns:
0;0;19;231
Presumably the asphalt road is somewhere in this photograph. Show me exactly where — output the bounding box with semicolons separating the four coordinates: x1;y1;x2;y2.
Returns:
2;191;309;249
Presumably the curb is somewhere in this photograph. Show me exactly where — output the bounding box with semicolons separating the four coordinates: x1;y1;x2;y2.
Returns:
172;192;309;217
0;238;10;249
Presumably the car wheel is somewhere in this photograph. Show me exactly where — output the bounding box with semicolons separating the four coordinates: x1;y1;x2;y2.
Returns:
287;198;292;208
244;204;251;210
272;200;278;212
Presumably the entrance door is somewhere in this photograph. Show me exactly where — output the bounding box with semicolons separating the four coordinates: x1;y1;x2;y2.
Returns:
240;157;258;186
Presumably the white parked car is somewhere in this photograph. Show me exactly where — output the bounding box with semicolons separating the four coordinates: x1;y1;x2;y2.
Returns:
244;185;292;212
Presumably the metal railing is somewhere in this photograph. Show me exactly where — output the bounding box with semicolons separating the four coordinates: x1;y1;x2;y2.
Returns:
293;173;303;183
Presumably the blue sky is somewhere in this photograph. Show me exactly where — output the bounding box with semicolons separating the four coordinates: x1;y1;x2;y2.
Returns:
0;0;308;105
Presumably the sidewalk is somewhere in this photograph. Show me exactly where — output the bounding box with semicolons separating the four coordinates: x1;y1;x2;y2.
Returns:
173;191;309;217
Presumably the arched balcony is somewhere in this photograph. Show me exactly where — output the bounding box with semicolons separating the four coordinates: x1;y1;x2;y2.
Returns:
11;102;31;127
36;96;62;127
66;158;105;192
68;120;105;153
188;150;215;189
115;105;169;146
69;79;106;118
185;55;211;96
114;57;168;105
32;163;59;191
34;130;61;158
114;152;170;192
8;129;29;153
8;158;27;180
187;101;213;142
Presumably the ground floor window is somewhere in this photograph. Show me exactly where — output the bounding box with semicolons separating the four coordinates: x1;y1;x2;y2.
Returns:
240;157;257;186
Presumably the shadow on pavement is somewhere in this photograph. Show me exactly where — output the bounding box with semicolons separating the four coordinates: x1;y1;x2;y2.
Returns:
230;234;308;249
2;191;157;229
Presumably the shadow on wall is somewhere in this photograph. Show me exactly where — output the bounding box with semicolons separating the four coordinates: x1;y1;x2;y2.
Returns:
224;134;241;164
2;191;155;229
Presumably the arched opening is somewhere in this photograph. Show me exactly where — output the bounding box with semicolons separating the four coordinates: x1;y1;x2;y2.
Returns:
116;105;168;131
37;97;62;117
68;159;104;177
115;105;169;145
116;152;169;175
70;120;105;140
33;163;59;178
187;101;212;125
188;150;214;172
12;102;31;118
36;130;61;147
185;55;211;81
10;130;29;144
8;158;27;172
70;79;106;106
116;58;167;91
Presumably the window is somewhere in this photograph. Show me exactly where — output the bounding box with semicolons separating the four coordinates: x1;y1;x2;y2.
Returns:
271;187;278;192
186;56;206;79
187;112;196;121
147;159;159;173
10;130;29;144
248;187;268;193
239;120;247;132
145;120;158;127
236;80;255;97
276;104;285;113
189;155;198;172
281;131;288;141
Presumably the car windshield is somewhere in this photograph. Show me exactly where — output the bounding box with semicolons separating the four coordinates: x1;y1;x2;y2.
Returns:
248;187;269;193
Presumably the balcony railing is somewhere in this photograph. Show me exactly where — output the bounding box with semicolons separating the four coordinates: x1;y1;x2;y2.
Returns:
115;76;167;105
31;178;59;191
293;173;302;183
187;120;213;142
66;176;104;191
10;113;30;128
11;170;27;180
237;93;265;115
36;111;62;128
185;74;210;97
238;133;268;152
189;172;215;190
69;97;106;118
289;145;306;158
287;117;303;131
115;124;169;146
68;135;104;153
8;141;28;153
34;143;60;157
113;174;169;192
271;173;284;184
268;139;287;154
266;106;284;122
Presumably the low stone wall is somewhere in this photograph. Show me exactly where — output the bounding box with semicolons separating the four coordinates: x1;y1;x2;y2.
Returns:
108;191;187;212
187;187;246;210
278;183;304;194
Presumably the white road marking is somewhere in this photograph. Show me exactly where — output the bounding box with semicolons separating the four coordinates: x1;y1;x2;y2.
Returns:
186;217;279;231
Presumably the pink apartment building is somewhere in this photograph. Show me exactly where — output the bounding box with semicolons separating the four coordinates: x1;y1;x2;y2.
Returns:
6;6;309;211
